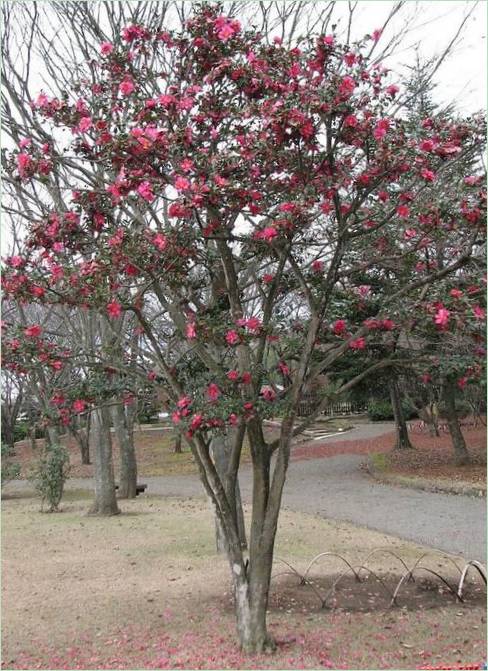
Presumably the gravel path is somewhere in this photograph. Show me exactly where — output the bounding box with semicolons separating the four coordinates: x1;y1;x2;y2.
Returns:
8;420;485;562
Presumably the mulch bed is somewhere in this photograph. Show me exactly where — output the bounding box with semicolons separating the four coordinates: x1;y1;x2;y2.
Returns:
292;425;486;487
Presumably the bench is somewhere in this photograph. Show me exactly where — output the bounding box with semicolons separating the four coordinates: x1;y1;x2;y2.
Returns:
114;483;147;496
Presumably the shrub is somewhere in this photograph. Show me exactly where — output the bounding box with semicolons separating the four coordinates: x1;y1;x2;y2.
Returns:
30;444;70;512
13;421;29;442
367;400;394;421
367;399;417;422
1;443;21;487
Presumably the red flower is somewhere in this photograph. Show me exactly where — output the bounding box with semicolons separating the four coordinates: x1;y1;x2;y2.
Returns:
225;329;240;345
107;301;122;319
72;399;86;413
421;168;436;182
332;319;347;335
349;337;366;350
24;325;42;337
396;205;410;218
119;79;135;96
207;383;220;402
186;321;197;339
241;372;252;384
434;307;450;328
137;181;155;202
227;370;239;381
100;42;114;55
261;386;276;402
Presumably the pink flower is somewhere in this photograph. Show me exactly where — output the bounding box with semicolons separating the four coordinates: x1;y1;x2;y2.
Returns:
9;255;24;268
190;414;203;431
177;396;192;409
262;227;278;241
332;319;347;335
374;118;390;141
404;229;417;240
241;372;252;384
386;84;399;96
78;116;92;133
312;260;324;273
214;16;241;41
137;181;155;202
107;300;122;319
473;305;485;320
465;175;481;186
100;42;114;55
207;383;220;402
262;273;274;284
31;285;45;298
172;411;181;424
244;317;262;333
228;413;239;426
186;321;196;339
323;35;334;46
397;205;410;218
153;233;167;251
344;114;358;128
420;139;435;152
174;176;190;191
24;325;42;337
180;159;194;172
147;371;157;381
225;329;240;345
434;307;450;328
381;319;395;331
51;394;66;407
421;168;436;182
372;29;382;42
278;361;290;376
338;76;356;98
72;399;86;413
261;386;276;402
457;376;468;390
119;79;135;96
349;337;366;350
450;288;463;298
227;370;240;381
421;373;431;384
17;152;32;177
50;360;63;371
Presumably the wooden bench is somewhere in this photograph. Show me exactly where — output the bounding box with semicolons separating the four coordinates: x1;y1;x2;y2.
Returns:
114;483;147;496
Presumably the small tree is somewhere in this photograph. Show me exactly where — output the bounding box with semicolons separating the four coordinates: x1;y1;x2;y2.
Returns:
2;4;485;652
30;442;70;512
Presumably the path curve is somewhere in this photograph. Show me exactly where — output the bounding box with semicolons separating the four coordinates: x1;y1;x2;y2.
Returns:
7;421;486;561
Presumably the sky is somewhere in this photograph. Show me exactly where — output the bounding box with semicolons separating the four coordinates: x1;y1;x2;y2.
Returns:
340;0;486;112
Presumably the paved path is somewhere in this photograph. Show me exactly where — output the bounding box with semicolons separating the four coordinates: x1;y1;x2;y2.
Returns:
8;421;486;561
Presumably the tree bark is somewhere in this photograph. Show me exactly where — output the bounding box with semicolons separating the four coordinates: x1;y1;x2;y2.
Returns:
389;379;414;450
210;435;247;552
112;401;137;499
442;380;470;465
88;407;120;515
173;433;182;453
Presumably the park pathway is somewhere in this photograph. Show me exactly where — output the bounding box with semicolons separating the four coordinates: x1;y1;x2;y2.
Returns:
8;421;486;561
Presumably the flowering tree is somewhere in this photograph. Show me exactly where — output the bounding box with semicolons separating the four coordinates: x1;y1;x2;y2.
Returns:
2;3;486;651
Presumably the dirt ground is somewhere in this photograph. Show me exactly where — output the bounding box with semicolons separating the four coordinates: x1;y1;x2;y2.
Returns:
2;491;486;670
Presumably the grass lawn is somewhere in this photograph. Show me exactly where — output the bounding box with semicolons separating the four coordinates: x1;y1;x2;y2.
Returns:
2;491;486;670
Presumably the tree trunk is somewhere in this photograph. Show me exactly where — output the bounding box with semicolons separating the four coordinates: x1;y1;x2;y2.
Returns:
173;433;182;453
29;426;37;451
442;380;471;465
210;435;247;552
389;379;414;450
88;407;120;515
112;401;137;499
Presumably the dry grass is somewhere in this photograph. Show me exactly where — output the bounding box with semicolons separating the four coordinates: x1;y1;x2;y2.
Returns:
2;491;486;669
